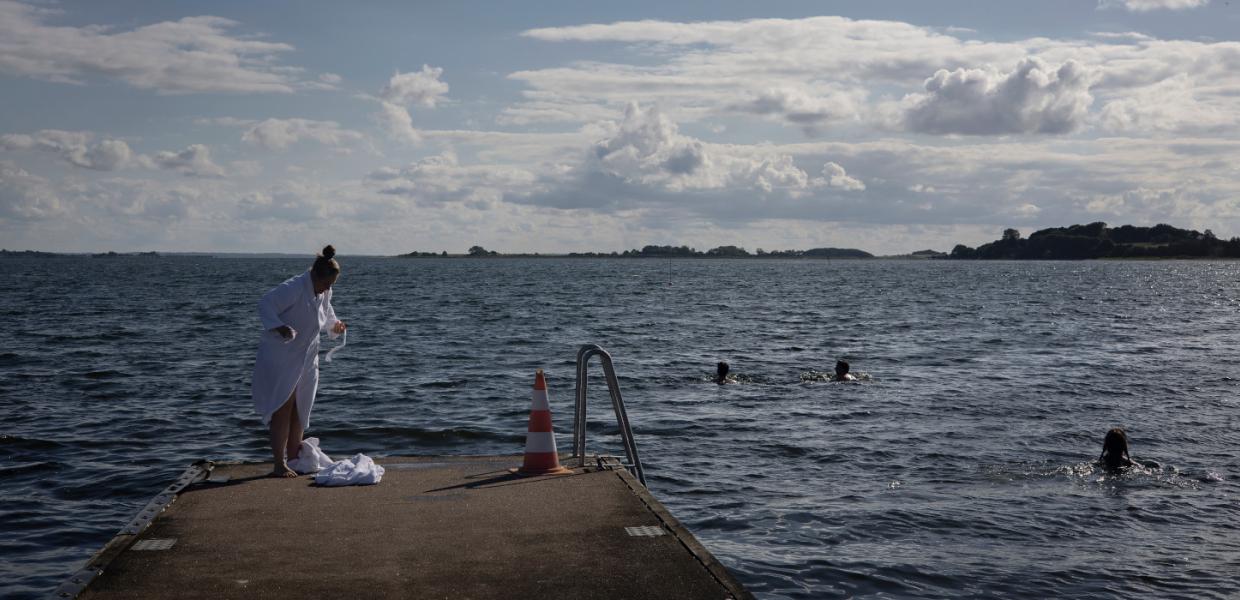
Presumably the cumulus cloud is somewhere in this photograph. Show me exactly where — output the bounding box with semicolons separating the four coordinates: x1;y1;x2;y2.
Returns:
71;178;207;221
1;130;134;170
378;101;421;144
1098;0;1208;11
1081;185;1240;229
380;65;449;108
237;186;327;221
152;145;226;177
0;129;239;177
730;87;864;133
512;17;1028;127
813;162;865;191
373;66;448;144
369;104;838;218
586;103;813;193
0;0;314;94
365;151;536;208
83;140;134;171
902;58;1094;135
505;104;902;218
10;130;1240;254
1012;203;1041;217
592;104;708;183
789;134;1240;232
1099;74;1234;133
514;16;1240;140
421;128;601;165
241;118;366;151
230;161;263;177
11;11;1240;254
0;160;62;219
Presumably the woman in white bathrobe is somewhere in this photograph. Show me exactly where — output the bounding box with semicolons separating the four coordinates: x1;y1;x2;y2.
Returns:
252;245;347;477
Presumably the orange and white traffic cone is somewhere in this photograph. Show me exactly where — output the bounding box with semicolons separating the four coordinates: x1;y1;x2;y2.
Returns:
515;369;571;476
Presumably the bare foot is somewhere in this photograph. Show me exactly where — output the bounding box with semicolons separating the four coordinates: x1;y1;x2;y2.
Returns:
270;464;298;478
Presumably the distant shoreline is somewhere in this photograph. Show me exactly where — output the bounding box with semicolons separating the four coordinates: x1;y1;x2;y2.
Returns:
7;221;1239;261
5;250;1239;261
393;252;947;260
3;247;890;260
0;250;894;260
948;222;1239;260
398;245;885;260
9;249;1240;261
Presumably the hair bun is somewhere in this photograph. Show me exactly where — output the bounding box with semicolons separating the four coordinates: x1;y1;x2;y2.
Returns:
321;245;336;260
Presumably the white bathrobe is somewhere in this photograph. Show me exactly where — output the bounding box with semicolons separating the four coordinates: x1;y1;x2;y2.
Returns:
252;271;341;429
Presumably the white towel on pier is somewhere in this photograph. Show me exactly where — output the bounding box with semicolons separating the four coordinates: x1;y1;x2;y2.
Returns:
315;453;385;486
288;437;335;474
287;438;384;486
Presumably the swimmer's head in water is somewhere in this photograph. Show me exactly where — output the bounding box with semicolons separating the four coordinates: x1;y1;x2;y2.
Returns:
1101;427;1131;470
716;361;730;380
835;360;850;378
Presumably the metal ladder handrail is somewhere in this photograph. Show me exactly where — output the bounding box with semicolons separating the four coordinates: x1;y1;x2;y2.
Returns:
572;344;646;486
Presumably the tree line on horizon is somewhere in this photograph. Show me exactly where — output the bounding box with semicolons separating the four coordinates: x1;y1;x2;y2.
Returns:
588;245;873;258
396;244;876;259
949;223;1240;260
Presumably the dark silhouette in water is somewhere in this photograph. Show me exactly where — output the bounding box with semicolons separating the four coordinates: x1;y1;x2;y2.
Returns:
711;362;751;384
799;361;867;382
834;360;856;382
1099;427;1135;471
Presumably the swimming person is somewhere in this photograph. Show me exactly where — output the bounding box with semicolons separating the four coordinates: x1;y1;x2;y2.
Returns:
1098;427;1136;471
252;245;347;478
834;360;856;382
716;361;730;384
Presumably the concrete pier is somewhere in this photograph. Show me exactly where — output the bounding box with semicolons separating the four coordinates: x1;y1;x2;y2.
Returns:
64;455;751;599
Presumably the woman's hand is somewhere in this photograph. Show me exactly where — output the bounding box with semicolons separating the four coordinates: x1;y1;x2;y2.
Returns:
275;325;294;340
332;321;347;335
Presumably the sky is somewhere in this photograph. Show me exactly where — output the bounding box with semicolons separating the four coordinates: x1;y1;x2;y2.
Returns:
2;0;1239;255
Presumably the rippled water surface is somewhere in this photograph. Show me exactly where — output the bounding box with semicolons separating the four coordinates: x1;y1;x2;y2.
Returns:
3;257;1240;599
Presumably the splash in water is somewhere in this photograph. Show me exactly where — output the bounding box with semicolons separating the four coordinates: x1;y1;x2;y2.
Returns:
800;370;872;382
698;372;755;384
984;460;1212;491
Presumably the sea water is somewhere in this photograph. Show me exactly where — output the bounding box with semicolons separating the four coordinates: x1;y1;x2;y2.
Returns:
2;257;1239;599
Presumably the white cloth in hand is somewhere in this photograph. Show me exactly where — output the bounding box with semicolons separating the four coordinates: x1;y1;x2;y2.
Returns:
324;329;347;363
